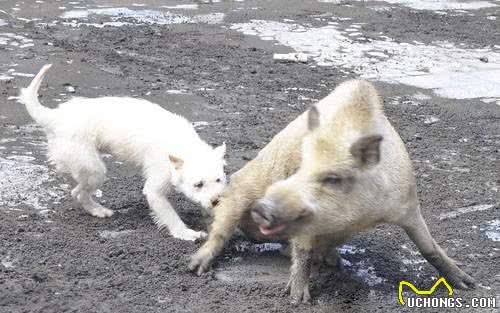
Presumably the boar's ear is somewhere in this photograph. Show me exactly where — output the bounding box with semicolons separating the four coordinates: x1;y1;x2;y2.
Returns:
350;135;383;169
168;155;184;170
308;105;320;131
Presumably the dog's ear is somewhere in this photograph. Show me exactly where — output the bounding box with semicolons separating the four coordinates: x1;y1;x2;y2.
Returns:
168;155;184;170
214;142;226;159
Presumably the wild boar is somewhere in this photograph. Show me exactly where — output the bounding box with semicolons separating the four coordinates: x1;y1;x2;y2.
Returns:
251;80;475;303
190;81;474;304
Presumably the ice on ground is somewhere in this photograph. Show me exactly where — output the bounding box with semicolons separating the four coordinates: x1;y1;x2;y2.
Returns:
231;20;500;100
61;7;224;27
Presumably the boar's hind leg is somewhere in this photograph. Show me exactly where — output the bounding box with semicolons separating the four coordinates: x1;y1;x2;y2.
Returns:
314;236;347;271
401;211;475;289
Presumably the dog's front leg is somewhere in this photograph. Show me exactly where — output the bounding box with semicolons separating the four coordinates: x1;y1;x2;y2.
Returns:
143;175;206;241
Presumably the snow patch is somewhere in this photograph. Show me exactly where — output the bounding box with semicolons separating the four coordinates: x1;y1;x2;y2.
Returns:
357;0;498;11
338;244;366;255
161;4;199;10
0;156;66;212
0;124;68;213
193;121;210;129
0;33;33;49
99;229;134;239
481;220;500;242
439;204;495;220
231;20;500;100
61;7;224;27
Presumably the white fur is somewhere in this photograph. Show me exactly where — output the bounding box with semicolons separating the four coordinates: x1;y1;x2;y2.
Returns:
18;64;227;241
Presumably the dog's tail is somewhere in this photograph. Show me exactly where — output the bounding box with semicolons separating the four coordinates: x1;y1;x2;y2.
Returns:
18;64;55;128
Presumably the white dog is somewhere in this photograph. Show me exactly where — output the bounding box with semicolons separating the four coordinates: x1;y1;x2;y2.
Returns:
18;64;227;241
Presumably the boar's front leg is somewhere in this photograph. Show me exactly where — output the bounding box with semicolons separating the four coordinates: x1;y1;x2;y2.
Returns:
287;238;314;305
400;209;475;289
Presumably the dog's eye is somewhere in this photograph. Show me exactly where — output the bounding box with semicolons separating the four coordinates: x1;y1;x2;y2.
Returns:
321;174;342;186
194;181;204;188
216;178;221;183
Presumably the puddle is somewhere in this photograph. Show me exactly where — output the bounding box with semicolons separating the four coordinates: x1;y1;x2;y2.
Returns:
480;219;500;242
231;20;500;101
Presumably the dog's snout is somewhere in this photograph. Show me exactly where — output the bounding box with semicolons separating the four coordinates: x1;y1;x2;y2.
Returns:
211;198;220;207
251;200;275;226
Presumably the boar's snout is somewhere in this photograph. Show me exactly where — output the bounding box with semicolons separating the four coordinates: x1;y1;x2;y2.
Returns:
251;199;289;237
251;200;275;227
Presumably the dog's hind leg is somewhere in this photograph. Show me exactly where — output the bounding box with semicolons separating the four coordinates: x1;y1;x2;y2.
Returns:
68;145;113;218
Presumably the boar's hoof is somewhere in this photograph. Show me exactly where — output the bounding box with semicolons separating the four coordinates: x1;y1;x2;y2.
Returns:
189;247;215;276
286;279;311;305
443;267;476;290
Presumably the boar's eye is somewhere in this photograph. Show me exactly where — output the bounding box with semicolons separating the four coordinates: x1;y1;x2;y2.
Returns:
194;181;204;189
321;174;342;186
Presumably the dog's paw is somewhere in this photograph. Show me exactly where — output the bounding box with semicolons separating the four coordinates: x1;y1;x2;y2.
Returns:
172;229;207;241
89;207;114;218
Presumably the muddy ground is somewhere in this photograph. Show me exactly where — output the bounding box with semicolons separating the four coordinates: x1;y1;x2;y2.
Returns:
0;1;499;312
